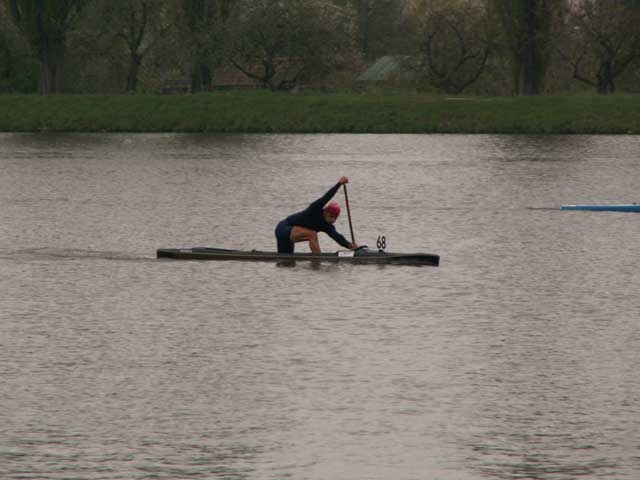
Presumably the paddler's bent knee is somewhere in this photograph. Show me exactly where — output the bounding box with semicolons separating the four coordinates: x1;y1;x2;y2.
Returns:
290;226;317;243
290;227;320;253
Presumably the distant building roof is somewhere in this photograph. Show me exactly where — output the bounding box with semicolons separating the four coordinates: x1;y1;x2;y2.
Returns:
357;55;410;83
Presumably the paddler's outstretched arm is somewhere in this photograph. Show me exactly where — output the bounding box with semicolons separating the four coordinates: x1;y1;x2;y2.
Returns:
309;177;349;210
326;225;352;249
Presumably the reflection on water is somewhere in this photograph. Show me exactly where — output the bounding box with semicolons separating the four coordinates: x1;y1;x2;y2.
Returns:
1;133;640;480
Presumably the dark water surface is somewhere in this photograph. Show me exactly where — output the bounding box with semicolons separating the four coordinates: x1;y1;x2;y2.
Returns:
1;133;639;479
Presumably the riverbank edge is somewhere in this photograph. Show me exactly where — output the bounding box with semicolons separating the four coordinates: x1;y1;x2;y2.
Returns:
1;92;639;134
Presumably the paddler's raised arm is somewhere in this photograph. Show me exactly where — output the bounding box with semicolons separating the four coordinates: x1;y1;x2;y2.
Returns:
310;176;349;210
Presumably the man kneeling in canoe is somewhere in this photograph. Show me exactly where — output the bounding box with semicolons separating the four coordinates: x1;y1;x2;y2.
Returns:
275;177;358;253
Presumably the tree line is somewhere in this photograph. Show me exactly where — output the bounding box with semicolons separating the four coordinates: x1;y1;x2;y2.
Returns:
1;0;639;95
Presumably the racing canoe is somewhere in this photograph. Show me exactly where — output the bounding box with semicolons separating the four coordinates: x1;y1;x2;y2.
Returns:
560;204;640;212
157;247;439;266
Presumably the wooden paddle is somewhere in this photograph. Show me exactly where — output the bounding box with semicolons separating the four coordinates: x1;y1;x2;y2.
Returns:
343;184;356;246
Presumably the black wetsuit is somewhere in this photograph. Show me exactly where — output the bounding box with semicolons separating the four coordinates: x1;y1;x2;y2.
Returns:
275;182;351;253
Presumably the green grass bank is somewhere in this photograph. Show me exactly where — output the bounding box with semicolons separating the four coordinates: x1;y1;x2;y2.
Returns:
1;91;639;134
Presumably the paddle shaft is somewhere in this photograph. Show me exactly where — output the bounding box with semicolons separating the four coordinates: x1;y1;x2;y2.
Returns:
343;184;356;245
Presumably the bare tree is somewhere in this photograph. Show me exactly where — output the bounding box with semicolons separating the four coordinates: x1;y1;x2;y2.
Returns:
181;0;232;92
228;0;354;90
113;0;174;92
80;0;174;93
489;0;566;95
345;0;405;61
561;0;640;93
4;0;88;93
410;0;496;93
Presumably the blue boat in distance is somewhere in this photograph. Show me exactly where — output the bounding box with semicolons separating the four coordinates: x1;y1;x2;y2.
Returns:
560;204;640;212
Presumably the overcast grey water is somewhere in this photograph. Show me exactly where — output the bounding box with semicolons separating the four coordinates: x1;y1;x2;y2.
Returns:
1;133;640;480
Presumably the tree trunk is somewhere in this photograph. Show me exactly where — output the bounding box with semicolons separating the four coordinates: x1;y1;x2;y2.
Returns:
191;56;212;92
519;0;544;95
495;0;553;96
127;54;142;92
597;62;615;94
38;36;66;93
264;60;276;90
358;0;371;60
520;53;543;95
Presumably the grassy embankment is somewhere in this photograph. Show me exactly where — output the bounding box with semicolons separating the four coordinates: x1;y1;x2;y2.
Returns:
0;91;639;134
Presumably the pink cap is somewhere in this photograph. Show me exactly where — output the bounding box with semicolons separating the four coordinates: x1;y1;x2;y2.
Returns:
325;202;341;216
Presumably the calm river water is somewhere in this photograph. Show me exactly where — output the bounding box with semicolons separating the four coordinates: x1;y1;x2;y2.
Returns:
1;133;640;480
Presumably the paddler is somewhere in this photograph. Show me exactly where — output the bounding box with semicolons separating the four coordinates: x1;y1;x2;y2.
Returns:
275;176;358;253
